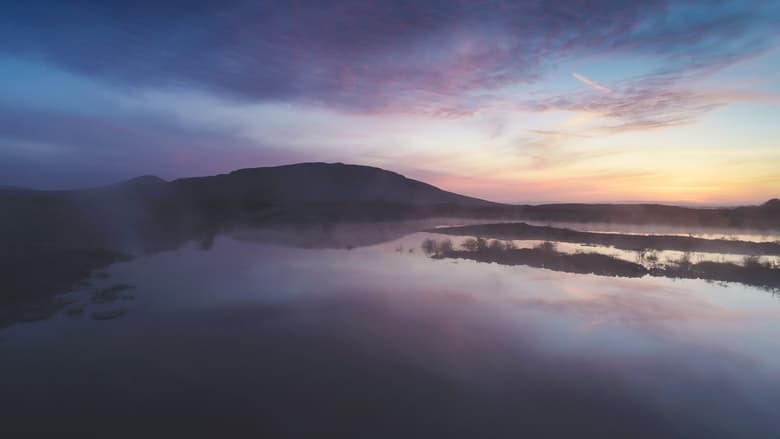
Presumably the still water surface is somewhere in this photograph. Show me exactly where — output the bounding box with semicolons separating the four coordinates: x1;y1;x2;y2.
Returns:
2;226;779;437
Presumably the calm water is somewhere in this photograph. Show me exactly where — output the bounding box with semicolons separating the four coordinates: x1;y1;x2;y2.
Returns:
522;220;780;243
2;225;780;437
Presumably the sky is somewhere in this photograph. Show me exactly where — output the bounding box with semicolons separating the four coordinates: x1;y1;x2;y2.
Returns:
1;1;779;204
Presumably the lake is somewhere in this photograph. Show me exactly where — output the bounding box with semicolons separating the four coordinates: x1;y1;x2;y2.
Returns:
2;222;780;438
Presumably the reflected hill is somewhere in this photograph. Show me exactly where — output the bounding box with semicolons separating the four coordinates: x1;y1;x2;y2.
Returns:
231;219;461;250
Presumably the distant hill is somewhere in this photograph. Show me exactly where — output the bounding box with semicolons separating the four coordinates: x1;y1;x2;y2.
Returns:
507;202;780;229
762;198;780;211
172;162;493;207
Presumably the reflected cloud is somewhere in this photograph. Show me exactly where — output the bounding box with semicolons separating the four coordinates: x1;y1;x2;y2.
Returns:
512;286;734;329
4;229;780;436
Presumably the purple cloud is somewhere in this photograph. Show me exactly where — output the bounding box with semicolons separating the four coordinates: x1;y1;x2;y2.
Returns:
2;1;777;115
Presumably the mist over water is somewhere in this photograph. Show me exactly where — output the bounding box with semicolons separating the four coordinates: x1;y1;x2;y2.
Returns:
2;224;780;437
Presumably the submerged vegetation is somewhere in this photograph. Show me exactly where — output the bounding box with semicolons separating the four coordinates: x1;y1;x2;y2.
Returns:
91;307;128;320
90;284;135;304
421;238;453;257
0;281;136;329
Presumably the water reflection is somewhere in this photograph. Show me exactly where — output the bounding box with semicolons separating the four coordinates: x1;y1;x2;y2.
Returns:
2;231;780;437
524;220;780;243
431;223;780;287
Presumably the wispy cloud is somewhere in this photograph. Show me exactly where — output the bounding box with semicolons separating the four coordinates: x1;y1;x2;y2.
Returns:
572;72;611;93
525;69;755;135
1;1;777;116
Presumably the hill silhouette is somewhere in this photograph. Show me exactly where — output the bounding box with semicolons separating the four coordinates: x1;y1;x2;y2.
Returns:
173;162;492;206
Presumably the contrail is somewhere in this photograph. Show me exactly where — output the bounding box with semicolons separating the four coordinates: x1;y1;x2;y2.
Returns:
572;72;611;93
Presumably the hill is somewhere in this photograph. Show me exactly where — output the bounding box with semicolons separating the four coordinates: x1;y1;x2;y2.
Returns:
173;162;491;206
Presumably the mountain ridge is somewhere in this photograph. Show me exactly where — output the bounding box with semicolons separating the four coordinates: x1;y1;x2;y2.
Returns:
1;162;777;238
168;162;495;207
4;163;776;211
